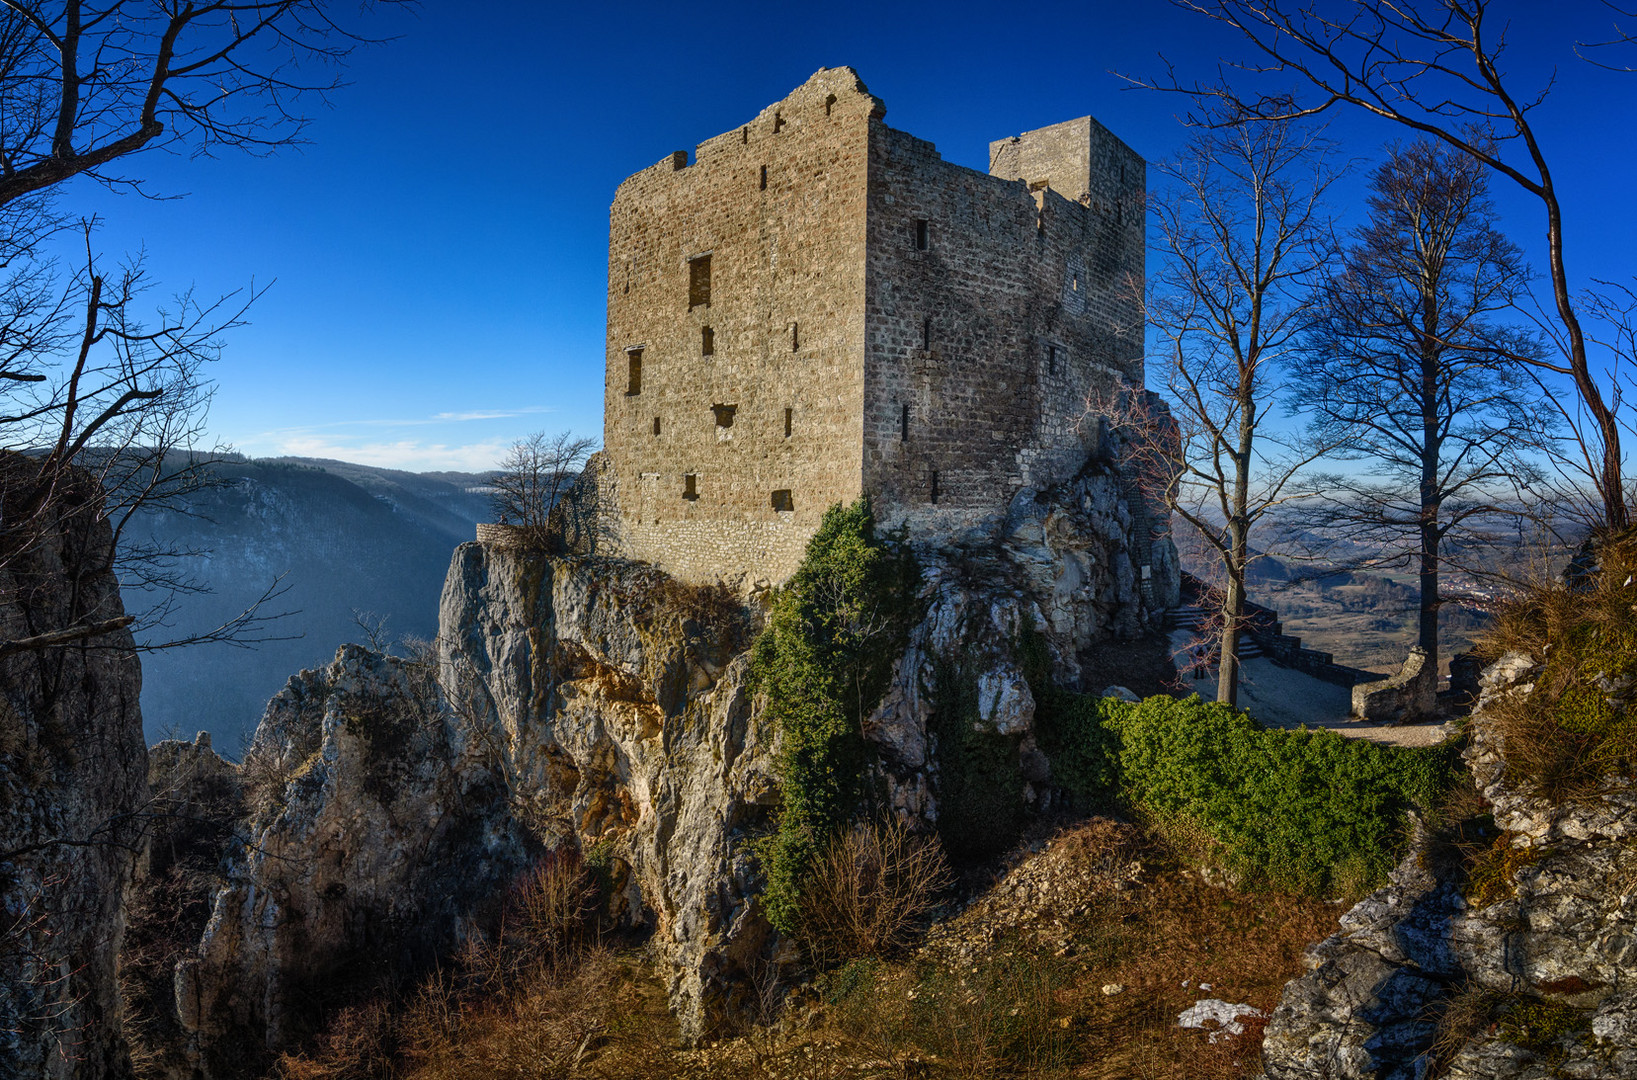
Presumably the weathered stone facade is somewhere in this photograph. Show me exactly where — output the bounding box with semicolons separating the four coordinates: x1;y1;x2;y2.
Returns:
604;67;1144;586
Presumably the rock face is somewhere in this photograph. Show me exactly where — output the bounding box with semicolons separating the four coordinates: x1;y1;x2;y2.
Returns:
438;547;774;1041
174;458;1177;1061
0;478;148;1080
176;645;532;1078
123;732;244;1080
1261;654;1637;1080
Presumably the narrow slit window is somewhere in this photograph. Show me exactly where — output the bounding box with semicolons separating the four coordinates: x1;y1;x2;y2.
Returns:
784;407;792;438
626;350;643;395
701;326;714;356
1048;345;1058;374
688;254;711;309
683;473;698;500
901;403;910;442
652;416;661;436
922;316;931;350
741;125;748;144
915;219;929;251
824;93;837;117
930;469;939;504
1072;272;1079;292
759;165;767;190
771;489;794;512
791;322;799;352
773;111;784;133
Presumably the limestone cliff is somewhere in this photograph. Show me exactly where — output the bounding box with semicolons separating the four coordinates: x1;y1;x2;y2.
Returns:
176;645;531;1078
0;476;148;1080
175;462;1178;1062
1260;654;1637;1079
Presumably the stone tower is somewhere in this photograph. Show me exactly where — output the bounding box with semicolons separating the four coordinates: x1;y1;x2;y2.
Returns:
603;67;1144;586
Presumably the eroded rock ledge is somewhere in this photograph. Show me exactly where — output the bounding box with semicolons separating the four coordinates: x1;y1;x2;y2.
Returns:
1260;655;1637;1080
175;464;1177;1069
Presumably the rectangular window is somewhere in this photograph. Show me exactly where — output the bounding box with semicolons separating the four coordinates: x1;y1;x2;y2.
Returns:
759;165;767;190
683;473;698;500
1048;344;1058;374
790;322;799;352
771;489;794;512
702;326;714;356
930;469;939;504
915;219;929;251
901;403;910;442
652;416;661;436
784;407;792;438
688;254;711;309
712;403;737;428
626;350;643;395
922;316;931;350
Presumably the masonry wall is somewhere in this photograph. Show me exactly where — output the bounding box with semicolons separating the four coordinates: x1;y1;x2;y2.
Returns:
861;115;1144;538
604;69;878;586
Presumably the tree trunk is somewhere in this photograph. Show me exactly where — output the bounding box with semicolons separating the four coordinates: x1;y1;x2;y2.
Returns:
1217;567;1244;709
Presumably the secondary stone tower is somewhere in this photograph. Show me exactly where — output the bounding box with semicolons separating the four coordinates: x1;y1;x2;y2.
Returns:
603;67;1144;586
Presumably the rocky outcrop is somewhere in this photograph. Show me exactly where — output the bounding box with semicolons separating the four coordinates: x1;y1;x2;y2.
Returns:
1261;653;1637;1080
172;453;1177;1060
0;475;148;1080
438;547;774;1042
123;732;244;1080
176;645;532;1078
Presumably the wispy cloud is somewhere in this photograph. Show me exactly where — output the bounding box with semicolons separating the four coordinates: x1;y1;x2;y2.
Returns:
272;435;512;472
250;405;556;440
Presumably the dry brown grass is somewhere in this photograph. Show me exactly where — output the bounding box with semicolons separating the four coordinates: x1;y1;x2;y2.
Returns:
266;822;1342;1080
792;820;1340;1079
800;818;953;967
1475;528;1637;801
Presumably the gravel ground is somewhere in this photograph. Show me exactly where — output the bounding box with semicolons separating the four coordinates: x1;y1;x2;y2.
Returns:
1166;632;1452;748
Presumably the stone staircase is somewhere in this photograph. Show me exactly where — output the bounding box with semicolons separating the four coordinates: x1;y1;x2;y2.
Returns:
1165;601;1264;659
1164;572;1382;687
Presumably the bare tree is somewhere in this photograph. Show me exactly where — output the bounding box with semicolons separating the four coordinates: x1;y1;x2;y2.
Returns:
488;430;597;539
0;0;403;657
0;6;400;1072
1289;139;1551;679
1115;112;1342;708
0;0;402;212
1144;0;1636;529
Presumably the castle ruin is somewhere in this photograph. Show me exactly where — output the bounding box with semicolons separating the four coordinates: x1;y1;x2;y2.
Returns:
602;67;1144;586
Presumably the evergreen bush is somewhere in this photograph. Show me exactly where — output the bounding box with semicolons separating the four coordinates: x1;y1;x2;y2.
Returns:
749;499;919;936
1041;687;1457;894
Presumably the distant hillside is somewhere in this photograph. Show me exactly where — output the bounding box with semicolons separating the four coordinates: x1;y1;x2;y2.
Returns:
1168;525;1494;674
122;457;493;749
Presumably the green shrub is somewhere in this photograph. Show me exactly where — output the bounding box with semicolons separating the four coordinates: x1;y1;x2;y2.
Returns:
1038;690;1458;895
750;498;920;936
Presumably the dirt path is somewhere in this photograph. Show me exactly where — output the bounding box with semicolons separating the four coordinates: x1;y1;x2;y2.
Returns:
1165;632;1452;748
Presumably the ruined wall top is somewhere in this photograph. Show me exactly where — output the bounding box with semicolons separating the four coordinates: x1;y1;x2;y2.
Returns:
988;114;1142;209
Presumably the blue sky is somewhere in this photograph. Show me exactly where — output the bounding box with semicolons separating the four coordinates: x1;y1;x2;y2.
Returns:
63;1;1637;472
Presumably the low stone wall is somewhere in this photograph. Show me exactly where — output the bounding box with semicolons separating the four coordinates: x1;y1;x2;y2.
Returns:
1350;645;1436;721
474;522;536;550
